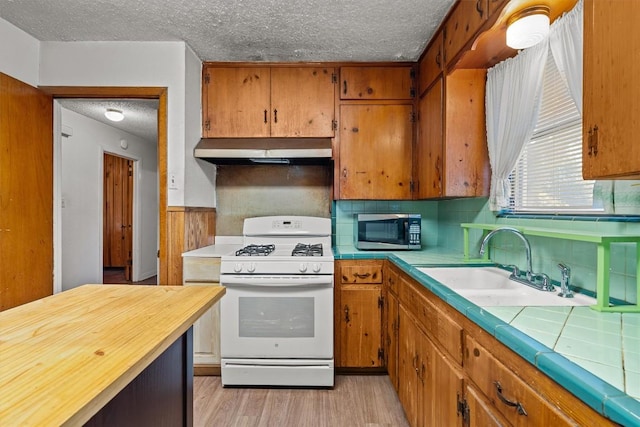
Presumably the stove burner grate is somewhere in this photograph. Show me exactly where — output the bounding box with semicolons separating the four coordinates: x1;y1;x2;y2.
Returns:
292;243;323;257
235;244;275;256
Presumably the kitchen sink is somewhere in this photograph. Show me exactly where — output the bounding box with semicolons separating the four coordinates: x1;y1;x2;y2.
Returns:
417;266;596;307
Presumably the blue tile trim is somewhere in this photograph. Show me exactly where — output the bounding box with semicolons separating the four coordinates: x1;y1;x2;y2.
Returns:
494;325;551;365
536;352;626;420
603;396;640;427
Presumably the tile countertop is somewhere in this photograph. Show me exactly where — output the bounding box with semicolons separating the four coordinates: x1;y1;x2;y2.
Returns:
334;246;640;426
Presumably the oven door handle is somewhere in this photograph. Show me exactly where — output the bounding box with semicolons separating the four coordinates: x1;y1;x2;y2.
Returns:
221;275;333;287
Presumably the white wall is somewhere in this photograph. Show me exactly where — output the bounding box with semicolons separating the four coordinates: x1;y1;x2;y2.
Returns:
39;41;215;208
60;108;158;290
0;18;40;86
184;44;217;207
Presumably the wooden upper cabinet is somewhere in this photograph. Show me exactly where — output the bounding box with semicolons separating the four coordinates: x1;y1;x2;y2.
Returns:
340;67;414;100
202;67;271;138
416;77;444;199
582;0;640;179
418;31;444;97
270;67;336;137
339;104;413;199
202;65;336;138
444;0;489;67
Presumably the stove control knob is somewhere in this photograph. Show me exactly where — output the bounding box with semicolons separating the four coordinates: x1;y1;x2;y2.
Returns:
299;263;308;273
312;263;322;273
247;263;256;273
234;263;243;273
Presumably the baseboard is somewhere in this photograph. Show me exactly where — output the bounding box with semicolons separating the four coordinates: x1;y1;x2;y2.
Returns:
194;364;220;376
335;367;387;375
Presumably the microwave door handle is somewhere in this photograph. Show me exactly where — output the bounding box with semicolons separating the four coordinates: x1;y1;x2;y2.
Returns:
403;220;409;241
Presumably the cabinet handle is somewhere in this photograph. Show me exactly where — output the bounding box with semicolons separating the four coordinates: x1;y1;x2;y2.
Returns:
353;272;371;279
587;127;593;156
273;109;278;123
435;51;441;68
476;0;484;17
344;305;350;323
412;355;419;373
494;381;528;416
264;109;268;124
342;168;348;179
343;80;348;95
592;125;599;156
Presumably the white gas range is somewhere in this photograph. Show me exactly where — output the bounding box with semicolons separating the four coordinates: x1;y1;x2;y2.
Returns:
219;216;334;387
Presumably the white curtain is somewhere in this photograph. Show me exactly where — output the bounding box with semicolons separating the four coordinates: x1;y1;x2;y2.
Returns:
485;39;549;211
550;0;583;113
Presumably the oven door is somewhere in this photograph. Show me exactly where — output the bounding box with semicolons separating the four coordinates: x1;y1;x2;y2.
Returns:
220;275;333;359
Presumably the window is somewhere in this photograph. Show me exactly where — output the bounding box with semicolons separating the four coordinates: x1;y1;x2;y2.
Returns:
508;55;598;213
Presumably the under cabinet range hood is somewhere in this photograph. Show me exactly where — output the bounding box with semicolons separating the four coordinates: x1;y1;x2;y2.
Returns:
194;138;333;165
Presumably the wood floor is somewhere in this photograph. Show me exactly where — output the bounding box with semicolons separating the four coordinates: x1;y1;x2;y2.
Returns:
194;375;410;427
102;267;157;285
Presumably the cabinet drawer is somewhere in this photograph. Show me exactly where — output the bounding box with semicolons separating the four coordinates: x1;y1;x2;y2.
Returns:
401;279;463;364
340;67;414;100
339;262;383;284
183;257;221;282
444;0;488;66
464;335;574;427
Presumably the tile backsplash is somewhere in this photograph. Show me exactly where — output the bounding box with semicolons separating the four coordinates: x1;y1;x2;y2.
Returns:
437;198;638;304
332;200;439;250
334;197;638;304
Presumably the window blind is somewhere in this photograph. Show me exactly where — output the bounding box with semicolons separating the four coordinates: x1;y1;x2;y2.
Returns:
508;55;598;213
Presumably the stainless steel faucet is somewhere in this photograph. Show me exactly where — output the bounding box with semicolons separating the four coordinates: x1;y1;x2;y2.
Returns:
557;263;574;298
479;227;533;281
479;227;555;292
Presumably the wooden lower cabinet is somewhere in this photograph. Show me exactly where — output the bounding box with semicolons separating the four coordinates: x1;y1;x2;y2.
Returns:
183;256;221;374
381;263;616;427
465;384;510;427
335;260;384;368
384;288;400;390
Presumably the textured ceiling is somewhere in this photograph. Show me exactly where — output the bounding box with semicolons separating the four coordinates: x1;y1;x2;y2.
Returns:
2;0;456;141
58;99;158;142
0;0;455;62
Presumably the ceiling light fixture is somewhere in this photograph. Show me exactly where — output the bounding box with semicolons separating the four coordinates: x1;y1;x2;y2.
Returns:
506;5;550;50
104;108;124;122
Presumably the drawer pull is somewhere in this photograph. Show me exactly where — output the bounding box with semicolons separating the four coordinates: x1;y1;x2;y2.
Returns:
353;272;371;279
344;305;350;323
494;381;527;416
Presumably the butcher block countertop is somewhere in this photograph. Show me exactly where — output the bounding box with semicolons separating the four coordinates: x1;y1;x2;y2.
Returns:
0;284;225;426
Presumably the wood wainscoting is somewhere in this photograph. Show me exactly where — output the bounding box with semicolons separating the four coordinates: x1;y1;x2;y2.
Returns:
166;207;216;285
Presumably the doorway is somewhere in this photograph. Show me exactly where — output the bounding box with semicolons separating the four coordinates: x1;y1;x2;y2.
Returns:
42;86;168;293
103;153;134;282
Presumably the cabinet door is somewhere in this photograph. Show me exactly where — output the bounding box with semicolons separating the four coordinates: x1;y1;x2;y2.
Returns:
444;69;490;197
418;31;443;97
431;345;465;427
202;67;270;137
398;306;421;426
416;78;443;199
385;290;400;391
271;67;336;137
582;0;640;179
339;104;413;199
444;0;488;66
339;284;383;368
340;67;414;100
466;384;510;427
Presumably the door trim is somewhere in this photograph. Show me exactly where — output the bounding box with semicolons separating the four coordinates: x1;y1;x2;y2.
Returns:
41;86;169;286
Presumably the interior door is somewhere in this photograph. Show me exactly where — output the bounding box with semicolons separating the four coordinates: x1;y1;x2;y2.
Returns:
0;73;54;310
103;153;133;280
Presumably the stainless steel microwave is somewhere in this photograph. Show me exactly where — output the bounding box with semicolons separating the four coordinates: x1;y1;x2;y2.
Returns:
354;214;421;250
